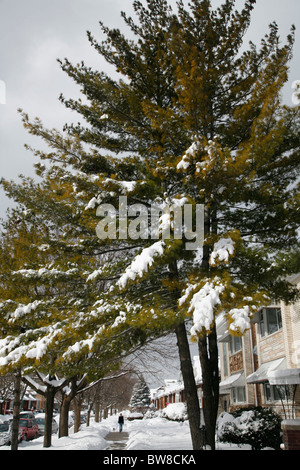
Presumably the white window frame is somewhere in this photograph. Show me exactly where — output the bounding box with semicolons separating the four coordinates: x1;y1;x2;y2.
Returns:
232;386;246;404
259;307;282;337
230;335;243;354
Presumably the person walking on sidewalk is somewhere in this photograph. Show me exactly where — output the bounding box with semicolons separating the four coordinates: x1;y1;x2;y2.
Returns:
118;413;124;432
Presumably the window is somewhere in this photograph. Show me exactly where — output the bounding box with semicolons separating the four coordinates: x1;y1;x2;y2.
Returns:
223;343;228;376
264;384;290;402
230;335;242;354
232;386;246;403
259;308;282;337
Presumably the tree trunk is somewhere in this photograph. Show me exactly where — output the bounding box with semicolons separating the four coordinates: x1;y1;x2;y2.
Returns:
58;375;87;436
195;201;220;449
169;258;203;450
175;322;203;450
94;402;100;423
44;385;56;448
59;377;77;438
11;369;22;450
86;403;93;426
73;396;82;433
59;394;72;438
198;324;219;450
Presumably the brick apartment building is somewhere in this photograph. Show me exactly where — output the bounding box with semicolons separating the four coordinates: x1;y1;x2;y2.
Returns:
152;274;300;422
218;274;300;419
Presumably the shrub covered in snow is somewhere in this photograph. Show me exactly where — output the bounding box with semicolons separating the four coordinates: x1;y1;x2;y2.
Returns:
126;412;144;421
143;408;161;419
217;407;282;450
162;403;188;422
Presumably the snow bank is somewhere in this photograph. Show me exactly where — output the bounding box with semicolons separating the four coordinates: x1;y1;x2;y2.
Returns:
0;413;252;451
126;416;192;451
0;418;112;451
161;403;188;421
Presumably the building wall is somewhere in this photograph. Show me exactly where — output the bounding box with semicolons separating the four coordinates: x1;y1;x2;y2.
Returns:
218;289;300;418
256;328;285;364
281;276;300;369
221;329;257;411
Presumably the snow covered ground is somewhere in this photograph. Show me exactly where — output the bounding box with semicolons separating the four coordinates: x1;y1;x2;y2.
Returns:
0;413;250;451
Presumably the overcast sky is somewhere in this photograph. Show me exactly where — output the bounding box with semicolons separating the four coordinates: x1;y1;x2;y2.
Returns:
0;0;299;219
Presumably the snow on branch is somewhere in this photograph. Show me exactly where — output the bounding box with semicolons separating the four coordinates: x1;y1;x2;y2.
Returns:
209;236;235;266
226;306;252;334
22;374;46;394
116;240;165;289
179;273;265;339
8;300;44;323
176;142;200;171
188;279;225;337
179;277;226;337
12;267;79;280
0;324;62;367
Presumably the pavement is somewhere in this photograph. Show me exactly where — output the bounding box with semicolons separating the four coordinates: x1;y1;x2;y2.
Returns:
105;431;129;450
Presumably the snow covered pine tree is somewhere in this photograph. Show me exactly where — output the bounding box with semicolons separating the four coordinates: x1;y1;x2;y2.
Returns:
1;0;299;450
129;379;151;414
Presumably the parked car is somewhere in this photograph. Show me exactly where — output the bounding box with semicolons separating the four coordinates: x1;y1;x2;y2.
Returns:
0;421;23;446
80;413;87;424
19;418;39;441
19;411;35;419
35;413;58;435
0;422;10;446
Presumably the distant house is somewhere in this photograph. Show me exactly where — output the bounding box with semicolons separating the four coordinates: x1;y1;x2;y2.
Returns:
151;357;204;412
1;388;52;415
1;389;38;415
151;379;184;410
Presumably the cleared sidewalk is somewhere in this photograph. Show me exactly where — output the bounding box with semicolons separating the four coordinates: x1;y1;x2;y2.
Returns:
105;431;129;450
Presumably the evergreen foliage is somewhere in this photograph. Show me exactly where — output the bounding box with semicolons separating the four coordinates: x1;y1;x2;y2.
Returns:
129;379;151;411
0;0;299;449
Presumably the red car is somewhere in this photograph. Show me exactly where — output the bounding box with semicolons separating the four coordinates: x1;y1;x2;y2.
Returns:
19;418;39;441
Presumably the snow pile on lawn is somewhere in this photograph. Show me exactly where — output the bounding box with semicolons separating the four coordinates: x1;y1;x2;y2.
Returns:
126;416;192;451
161;403;188;422
0;412;253;451
0;419;113;451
